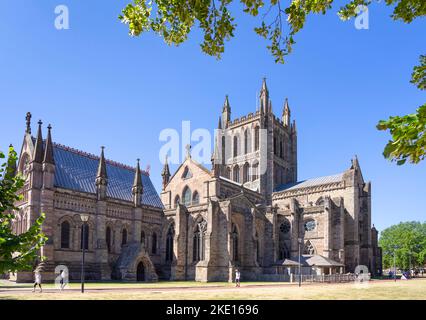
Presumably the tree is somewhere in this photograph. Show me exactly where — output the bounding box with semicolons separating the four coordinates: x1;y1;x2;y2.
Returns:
377;56;426;165
379;222;426;270
119;0;425;164
0;146;47;274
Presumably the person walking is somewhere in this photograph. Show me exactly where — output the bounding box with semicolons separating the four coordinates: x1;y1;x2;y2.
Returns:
235;269;241;288
33;271;42;293
59;270;66;291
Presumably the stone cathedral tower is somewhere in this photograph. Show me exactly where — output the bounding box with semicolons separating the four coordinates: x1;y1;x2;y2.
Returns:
213;79;297;203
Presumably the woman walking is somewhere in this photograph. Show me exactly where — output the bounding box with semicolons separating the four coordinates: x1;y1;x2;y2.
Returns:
33;270;42;293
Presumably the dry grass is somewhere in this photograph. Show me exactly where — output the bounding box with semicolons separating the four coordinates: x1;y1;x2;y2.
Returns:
1;279;426;300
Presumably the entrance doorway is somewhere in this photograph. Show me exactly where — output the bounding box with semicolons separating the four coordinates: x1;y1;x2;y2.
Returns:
137;262;145;282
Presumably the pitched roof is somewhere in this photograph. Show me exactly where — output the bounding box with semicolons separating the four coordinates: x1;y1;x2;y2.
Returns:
274;173;344;193
52;143;163;209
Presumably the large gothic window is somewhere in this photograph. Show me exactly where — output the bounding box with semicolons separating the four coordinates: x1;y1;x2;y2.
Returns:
279;220;291;260
122;228;128;246
193;220;207;262
80;224;89;250
243;163;250;183
61;221;70;249
166;225;175;262
233;165;240;183
244;130;249;154
233;136;239;157
182;187;192;206
106;227;112;253
152;232;158;254
303;241;316;255
232;224;239;262
221;136;226;165
255;126;260;151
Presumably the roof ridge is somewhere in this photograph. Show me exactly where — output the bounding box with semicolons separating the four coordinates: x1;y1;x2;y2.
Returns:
53;142;150;176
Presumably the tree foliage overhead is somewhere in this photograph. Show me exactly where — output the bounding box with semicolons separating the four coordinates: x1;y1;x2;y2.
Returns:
379;221;426;270
119;0;425;63
0;146;47;274
120;0;425;164
377;55;426;165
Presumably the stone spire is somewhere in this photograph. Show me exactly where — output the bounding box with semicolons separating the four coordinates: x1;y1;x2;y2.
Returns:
132;159;143;206
32;120;44;163
43;124;55;165
211;138;221;178
95;147;108;200
161;156;171;190
25;112;32;134
351;155;360;171
222;95;231;128
260;78;269;114
282;98;291;126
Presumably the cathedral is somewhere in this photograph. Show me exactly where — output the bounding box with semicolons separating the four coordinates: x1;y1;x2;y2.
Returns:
10;79;382;283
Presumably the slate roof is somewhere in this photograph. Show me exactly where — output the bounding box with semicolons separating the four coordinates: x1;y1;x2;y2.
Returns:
274;173;344;193
52;143;163;209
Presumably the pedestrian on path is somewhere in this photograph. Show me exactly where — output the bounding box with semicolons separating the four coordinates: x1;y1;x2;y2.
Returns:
33;271;42;293
235;269;241;288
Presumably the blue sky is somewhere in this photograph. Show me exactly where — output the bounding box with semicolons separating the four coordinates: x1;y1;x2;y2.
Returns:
0;1;424;232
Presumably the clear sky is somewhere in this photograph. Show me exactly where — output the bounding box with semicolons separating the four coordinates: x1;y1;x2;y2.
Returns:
0;1;424;233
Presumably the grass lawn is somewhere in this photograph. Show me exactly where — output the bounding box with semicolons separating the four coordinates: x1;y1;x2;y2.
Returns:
1;279;426;300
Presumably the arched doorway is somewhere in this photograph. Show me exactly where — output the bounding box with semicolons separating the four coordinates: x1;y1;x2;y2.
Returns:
136;262;145;282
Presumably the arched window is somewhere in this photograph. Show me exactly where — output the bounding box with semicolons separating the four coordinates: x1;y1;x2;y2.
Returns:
233;136;239;157
243;163;250;183
193;220;207;262
141;230;146;247
221;136;226;165
182;187;192;206
174;195;180;208
280;141;283;158
152;232;157;254
122;228;128;246
252;162;259;181
244;130;249;154
279;220;291;260
166;225;175;262
303;241;316;255
232;224;239;262
192;191;200;205
80;224;89;250
106;227;112;253
61;221;70;249
233;165;240;183
255;126;260;151
225;167;231;179
182;166;192;179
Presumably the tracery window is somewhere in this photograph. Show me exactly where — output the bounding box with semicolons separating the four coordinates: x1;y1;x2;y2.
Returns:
303;241;316;255
61;221;70;249
182;187;192;206
166;225;175;262
193;220;207;262
232;224;239;262
304;220;317;232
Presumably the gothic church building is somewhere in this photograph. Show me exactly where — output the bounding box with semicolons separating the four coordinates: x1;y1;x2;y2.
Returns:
11;79;382;282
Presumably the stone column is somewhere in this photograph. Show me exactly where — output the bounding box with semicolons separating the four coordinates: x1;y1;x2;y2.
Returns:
95;200;110;280
171;204;187;280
